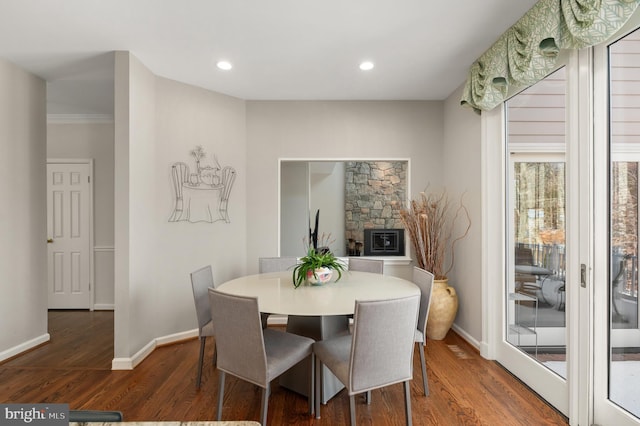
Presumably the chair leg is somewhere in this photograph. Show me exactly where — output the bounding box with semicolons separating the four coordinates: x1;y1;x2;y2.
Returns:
260;313;270;329
217;371;226;421
314;356;322;419
365;390;372;405
349;394;356;426
212;343;217;367
419;343;429;396
403;380;412;426
309;353;315;416
196;336;206;389
260;384;270;426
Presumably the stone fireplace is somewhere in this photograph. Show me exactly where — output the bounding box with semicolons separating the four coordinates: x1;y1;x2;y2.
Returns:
345;161;407;255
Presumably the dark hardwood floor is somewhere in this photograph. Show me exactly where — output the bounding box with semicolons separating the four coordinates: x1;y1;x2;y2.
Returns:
0;310;568;425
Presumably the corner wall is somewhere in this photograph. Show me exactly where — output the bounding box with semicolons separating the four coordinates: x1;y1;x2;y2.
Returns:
443;85;483;345
0;59;47;360
113;52;247;365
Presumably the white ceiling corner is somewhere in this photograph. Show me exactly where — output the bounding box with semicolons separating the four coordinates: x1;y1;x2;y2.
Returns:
0;0;538;114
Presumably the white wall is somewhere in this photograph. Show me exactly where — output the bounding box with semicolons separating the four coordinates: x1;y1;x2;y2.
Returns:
0;59;47;360
246;101;444;274
114;52;247;363
122;51;158;357
152;74;247;336
443;85;483;345
47;122;115;308
114;51;132;359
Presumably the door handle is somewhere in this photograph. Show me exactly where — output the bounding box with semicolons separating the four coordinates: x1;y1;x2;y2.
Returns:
47;238;54;244
581;263;587;288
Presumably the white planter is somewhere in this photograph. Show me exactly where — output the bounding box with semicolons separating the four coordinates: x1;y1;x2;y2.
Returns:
306;267;333;285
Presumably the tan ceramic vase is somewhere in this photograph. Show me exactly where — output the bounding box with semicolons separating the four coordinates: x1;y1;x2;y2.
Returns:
426;278;459;340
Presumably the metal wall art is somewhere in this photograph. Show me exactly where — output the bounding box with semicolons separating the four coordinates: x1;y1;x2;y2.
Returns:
168;145;237;224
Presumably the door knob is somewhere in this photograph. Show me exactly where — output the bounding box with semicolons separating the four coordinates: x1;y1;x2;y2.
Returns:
47;238;54;243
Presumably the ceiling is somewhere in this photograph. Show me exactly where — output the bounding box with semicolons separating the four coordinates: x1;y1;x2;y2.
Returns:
0;0;538;114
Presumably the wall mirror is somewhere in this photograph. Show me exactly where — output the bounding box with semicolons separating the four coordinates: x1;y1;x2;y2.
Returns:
279;159;409;257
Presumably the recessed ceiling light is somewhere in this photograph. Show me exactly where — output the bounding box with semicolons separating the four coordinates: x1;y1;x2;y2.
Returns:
216;61;233;71
359;61;374;71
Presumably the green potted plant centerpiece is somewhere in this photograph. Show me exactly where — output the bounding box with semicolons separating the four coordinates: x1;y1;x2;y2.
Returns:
292;245;346;288
292;213;346;288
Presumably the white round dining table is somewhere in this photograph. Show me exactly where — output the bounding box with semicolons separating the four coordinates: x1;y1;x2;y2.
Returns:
216;269;419;403
216;270;420;316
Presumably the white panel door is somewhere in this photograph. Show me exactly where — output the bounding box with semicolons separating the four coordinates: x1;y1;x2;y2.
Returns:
47;162;92;309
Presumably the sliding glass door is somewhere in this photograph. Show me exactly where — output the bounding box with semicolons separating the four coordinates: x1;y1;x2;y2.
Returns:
498;66;570;415
486;13;640;421
593;19;640;425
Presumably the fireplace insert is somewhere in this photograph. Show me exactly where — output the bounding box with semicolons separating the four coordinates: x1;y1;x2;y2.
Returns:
363;229;405;256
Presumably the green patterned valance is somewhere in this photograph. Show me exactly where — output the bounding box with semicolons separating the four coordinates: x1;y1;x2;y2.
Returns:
460;0;640;112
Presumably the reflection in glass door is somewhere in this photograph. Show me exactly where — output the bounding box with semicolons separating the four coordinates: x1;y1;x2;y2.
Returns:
506;68;567;378
606;28;640;420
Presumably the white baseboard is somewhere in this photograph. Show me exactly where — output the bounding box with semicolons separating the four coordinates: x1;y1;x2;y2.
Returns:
111;357;133;370
111;329;199;370
109;321;481;371
451;323;480;350
156;329;198;346
0;333;50;363
93;304;114;310
479;341;491;359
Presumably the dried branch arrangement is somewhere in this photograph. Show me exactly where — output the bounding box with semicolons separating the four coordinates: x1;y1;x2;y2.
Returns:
399;189;471;280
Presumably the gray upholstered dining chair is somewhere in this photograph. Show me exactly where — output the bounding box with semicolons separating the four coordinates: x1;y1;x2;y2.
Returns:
208;288;315;425
313;294;420;425
348;257;384;274
346;258;384;334
412;266;435;396
259;256;298;274
190;265;217;389
258;256;298;328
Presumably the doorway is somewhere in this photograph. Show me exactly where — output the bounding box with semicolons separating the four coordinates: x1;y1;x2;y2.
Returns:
484;14;640;423
484;64;570;417
46;159;94;309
